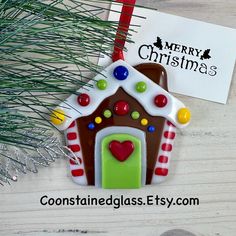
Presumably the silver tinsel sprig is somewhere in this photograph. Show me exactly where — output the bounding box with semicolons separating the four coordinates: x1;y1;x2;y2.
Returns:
0;120;71;185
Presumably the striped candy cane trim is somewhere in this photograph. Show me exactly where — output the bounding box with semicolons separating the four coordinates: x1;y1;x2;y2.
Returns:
151;120;176;184
65;120;88;185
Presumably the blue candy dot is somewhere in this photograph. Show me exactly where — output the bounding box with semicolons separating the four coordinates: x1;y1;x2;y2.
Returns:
113;66;129;81
148;125;156;133
88;122;95;130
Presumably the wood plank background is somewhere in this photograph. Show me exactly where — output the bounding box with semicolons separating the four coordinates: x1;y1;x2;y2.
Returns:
0;1;235;235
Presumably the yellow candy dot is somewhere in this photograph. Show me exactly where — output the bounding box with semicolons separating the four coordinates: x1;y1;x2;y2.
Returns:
141;118;148;126
95;116;102;124
177;108;191;124
50;109;65;125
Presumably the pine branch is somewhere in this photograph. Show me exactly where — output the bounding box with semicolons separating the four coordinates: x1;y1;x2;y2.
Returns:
0;0;140;184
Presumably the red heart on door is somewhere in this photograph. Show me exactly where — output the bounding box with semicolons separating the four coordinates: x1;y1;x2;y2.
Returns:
109;140;134;162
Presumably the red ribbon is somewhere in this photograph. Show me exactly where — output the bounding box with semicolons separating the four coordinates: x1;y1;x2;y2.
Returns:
112;0;136;62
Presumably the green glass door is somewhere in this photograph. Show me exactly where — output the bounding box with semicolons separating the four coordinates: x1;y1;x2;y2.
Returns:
101;133;142;189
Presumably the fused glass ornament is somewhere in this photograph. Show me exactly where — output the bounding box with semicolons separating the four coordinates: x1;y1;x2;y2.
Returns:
50;0;191;189
52;60;191;188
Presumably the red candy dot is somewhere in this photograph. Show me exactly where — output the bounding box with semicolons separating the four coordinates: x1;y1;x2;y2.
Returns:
164;131;176;139
158;156;169;163
114;101;129;115
154;94;168;108
155;168;168;176
71;169;84;177
68;144;81;152
162;143;172;152
78;93;90;106
167;120;176;127
69;157;82;165
67;132;77;140
68;121;75;128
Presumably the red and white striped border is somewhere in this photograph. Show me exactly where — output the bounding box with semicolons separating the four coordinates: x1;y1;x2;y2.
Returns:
65;120;88;185
151;120;176;184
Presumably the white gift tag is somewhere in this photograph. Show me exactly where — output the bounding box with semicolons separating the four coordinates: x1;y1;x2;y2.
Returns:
99;4;236;104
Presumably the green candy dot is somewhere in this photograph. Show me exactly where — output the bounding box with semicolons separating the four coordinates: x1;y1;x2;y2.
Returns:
103;109;112;118
97;79;107;90
131;111;140;120
136;81;147;93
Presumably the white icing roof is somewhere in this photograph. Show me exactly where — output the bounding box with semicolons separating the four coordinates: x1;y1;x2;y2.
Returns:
55;60;189;130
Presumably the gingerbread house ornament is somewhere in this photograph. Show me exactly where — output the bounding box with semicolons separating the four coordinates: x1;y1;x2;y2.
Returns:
50;0;191;189
51;59;191;189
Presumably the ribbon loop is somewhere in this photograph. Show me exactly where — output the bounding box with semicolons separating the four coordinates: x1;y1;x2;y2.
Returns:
112;0;136;62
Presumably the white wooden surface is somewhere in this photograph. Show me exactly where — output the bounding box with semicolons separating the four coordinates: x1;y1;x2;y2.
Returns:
0;1;236;236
